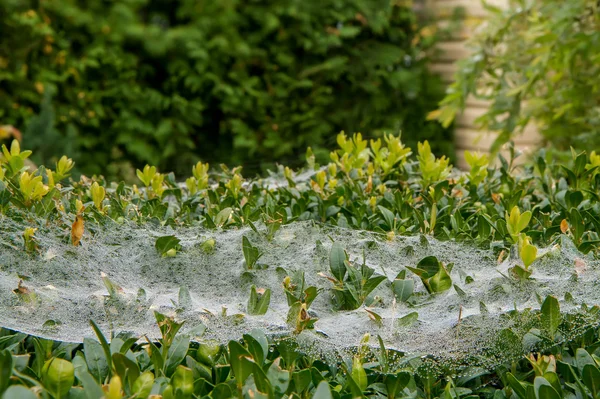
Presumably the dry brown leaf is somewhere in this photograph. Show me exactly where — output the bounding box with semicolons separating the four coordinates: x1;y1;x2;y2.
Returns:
355;13;367;26
497;249;507;264
491;193;501;204
560;219;569;234
71;214;84;246
13;280;30;295
300;307;310;321
452;188;463;198
575;258;586;275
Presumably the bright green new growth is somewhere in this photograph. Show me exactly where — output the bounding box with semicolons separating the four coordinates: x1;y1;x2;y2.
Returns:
90;182;105;212
2;133;600;391
465;151;489;186
417;140;451;187
506;206;532;244
1;140;32;178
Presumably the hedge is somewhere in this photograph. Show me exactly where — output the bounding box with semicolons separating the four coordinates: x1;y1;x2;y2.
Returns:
0;0;451;179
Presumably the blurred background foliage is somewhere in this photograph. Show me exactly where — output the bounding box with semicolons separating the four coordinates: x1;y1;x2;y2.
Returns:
432;0;600;157
0;0;452;180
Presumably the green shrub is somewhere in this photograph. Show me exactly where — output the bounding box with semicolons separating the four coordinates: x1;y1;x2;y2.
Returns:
3;133;600;397
432;0;600;154
0;0;451;179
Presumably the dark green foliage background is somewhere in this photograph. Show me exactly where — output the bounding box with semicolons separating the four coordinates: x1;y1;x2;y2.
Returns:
0;0;451;179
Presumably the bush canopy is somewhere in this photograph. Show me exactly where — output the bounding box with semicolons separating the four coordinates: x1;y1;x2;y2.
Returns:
0;0;451;179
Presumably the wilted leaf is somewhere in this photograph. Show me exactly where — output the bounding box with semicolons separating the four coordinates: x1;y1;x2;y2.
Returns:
71;215;84;246
560;219;569;234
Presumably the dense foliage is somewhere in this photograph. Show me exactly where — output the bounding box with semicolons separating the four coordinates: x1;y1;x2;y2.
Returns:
431;0;600;154
2;133;600;396
3;130;600;258
0;0;451;179
2;307;600;398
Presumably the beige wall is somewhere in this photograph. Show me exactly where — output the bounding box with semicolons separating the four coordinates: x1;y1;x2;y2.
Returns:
427;0;541;169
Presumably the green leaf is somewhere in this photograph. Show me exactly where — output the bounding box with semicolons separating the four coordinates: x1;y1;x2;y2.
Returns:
2;386;38;399
266;358;290;395
520;243;538;268
329;242;347;282
540;296;560;339
154;311;184;343
517;211;532;233
574;152;587;176
215;207;233;227
385;372;411;399
362;274;386;298
211;383;233;398
304;286;319;308
506;372;527;399
510;265;532;280
576;348;596;372
313;381;333;399
534;377;560;399
582;364;600;398
416;256;441;279
228;341;252;389
165;335;190;377
566;191;583;209
243;333;266;367
351;356;368;392
88;320;113;380
292;368;312;394
250;358;272;396
570;208;585;244
132;371;154;399
378;205;396;230
72;355;104;399
247;285;271;315
112;352;140;390
0;349;13;394
171;365;194;397
196;341;222;366
392;278;414;302
242;236;262;269
187;355;211;382
155;235;181;257
397;312;419;327
478;215;492;239
428;264;452;293
42;358;75;398
145;340;164;375
542;372;562;397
